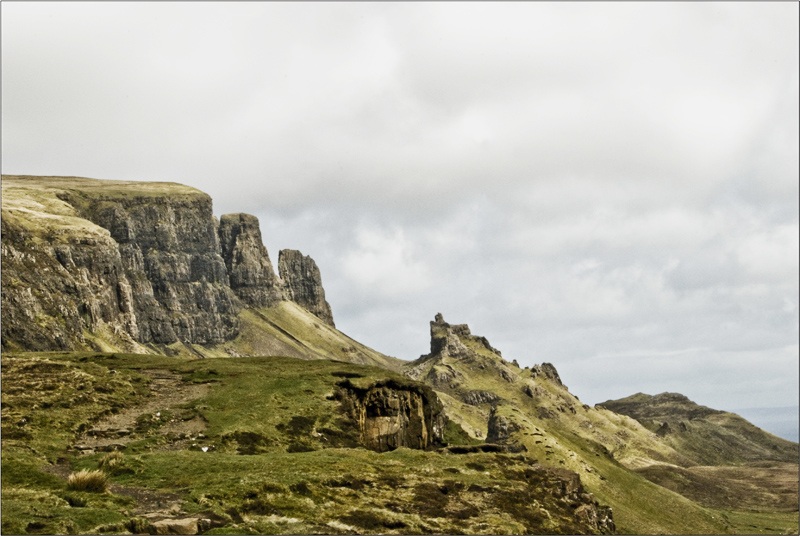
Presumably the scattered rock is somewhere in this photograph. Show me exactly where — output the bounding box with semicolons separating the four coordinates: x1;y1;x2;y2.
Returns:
463;390;500;406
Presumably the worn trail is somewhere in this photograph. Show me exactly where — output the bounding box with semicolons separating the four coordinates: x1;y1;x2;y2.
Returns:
74;369;211;454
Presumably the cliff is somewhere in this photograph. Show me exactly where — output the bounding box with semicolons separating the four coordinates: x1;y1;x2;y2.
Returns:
0;175;335;354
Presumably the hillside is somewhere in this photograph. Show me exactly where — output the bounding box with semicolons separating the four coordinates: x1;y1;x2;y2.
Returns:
599;392;798;466
2;175;798;535
403;313;800;533
1;175;401;370
2;351;614;535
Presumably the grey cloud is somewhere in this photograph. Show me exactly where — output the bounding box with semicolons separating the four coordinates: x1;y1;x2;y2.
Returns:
2;3;798;421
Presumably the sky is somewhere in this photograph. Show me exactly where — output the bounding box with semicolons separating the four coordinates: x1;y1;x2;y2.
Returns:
2;3;798;438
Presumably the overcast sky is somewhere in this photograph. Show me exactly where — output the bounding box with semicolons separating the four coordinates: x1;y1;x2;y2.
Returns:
2;3;798;436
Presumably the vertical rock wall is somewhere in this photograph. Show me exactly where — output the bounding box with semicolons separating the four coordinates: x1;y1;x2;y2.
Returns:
278;249;335;327
71;191;241;344
337;380;446;452
218;213;285;308
1;177;337;351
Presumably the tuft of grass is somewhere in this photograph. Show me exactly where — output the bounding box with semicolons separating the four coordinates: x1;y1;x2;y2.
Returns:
124;517;151;534
98;451;123;472
66;469;108;493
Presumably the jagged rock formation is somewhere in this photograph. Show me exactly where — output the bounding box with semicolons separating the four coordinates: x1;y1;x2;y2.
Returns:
486;407;520;443
335;379;446;452
218;213;285;308
532;362;563;386
405;313;515;387
0;176;334;352
278;249;334;327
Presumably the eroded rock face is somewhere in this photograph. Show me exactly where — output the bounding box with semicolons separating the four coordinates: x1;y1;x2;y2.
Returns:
544;467;616;534
218;213;285;308
1;177;337;351
2;217;133;351
278;249;334;327
463;390;500;406
56;188;241;345
532;363;563;386
486;407;521;443
336;379;446;452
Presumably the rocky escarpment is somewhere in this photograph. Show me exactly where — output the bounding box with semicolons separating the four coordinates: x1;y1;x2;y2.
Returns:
218;213;285;308
335;378;446;452
278;249;334;327
0;176;334;352
404;313;516;387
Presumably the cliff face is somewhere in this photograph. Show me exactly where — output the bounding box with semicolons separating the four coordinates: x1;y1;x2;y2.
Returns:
336;379;446;452
218;213;285;308
67;186;241;346
278;249;335;327
0;176;334;352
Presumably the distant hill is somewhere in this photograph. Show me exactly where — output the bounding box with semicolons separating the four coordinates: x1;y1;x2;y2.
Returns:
598;392;798;466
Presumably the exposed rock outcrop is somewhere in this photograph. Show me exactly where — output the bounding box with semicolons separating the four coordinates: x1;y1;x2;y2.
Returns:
532;362;563;386
1;180;241;349
218;213;284;308
486;407;521;444
278;249;335;327
335;379;446;452
463;390;500;406
1;176;336;352
405;314;514;387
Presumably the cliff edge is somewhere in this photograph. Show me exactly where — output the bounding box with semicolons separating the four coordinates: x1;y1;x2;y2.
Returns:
1;175;342;358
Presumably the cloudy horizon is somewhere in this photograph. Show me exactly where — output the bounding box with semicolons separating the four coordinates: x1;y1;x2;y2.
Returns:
2;3;798;439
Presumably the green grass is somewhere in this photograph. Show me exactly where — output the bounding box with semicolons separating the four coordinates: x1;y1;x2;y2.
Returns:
711;510;799;535
3;350;796;535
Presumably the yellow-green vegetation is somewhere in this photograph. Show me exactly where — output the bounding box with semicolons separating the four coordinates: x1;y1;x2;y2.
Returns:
2;349;797;534
711;510;800;535
1;175;204;243
66;470;109;493
218;302;405;370
403;318;799;535
1;351;603;535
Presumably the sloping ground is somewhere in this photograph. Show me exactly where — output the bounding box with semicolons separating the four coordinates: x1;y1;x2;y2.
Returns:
635;462;800;511
1;352;612;535
598;392;799;465
220;301;405;371
129;301;405;371
403;315;800;534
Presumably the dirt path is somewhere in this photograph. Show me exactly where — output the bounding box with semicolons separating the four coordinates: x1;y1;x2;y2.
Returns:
73;369;213;454
40;370;223;533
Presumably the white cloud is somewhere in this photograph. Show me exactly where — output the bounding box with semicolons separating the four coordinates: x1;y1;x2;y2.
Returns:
341;226;432;298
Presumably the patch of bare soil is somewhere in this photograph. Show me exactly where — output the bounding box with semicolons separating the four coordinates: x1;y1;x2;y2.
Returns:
73;369;213;454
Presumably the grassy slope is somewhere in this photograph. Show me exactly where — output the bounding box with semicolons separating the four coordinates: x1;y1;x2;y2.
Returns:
3;352;608;535
405;328;799;535
599;392;799;466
